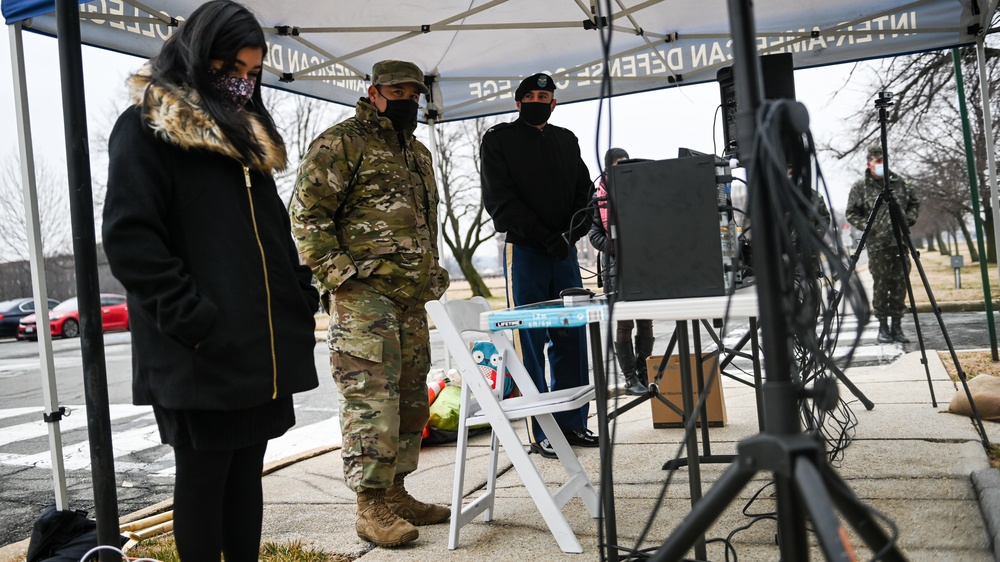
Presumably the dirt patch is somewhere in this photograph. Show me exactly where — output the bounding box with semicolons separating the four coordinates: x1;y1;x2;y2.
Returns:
939;350;1000;380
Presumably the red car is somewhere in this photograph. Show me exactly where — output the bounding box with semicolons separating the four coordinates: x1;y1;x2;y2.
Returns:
18;293;129;340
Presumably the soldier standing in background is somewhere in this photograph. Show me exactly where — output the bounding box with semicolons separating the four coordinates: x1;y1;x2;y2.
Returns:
480;72;596;459
289;60;450;548
845;144;920;344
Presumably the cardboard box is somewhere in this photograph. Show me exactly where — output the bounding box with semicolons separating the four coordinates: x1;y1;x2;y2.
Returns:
646;354;727;428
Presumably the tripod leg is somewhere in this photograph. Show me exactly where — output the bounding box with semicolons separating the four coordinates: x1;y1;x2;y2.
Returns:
818;349;875;410
887;212;938;407
750;318;765;430
648;461;757;562
775;473;811;560
886;196;991;447
794;460;859;561
817;460;908;562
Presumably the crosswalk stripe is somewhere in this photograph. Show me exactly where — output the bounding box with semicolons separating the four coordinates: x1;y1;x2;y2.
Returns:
0;404;150;448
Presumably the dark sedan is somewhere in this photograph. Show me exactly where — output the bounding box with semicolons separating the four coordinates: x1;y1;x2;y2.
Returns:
0;298;59;339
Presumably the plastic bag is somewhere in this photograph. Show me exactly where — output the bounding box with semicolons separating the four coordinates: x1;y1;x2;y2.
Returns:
427;385;463;431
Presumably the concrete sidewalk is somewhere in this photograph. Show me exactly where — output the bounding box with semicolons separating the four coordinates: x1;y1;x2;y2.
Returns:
256;349;999;561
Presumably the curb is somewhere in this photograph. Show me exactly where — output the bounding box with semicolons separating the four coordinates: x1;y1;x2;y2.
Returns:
915;301;997;314
972;468;1000;561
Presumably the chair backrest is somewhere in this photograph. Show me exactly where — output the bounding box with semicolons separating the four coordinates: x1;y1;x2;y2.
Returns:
426;298;504;402
427;298;540;400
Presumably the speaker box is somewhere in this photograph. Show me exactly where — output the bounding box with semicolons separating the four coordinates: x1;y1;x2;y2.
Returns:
608;156;726;301
717;52;796;158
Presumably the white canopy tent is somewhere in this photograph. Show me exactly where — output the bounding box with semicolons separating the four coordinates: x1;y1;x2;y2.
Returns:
2;0;998;555
3;0;995;121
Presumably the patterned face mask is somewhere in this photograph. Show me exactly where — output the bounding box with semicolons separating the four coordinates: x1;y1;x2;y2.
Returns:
207;65;255;111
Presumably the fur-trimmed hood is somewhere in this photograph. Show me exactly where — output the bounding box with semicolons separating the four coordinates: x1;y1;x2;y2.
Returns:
127;65;286;172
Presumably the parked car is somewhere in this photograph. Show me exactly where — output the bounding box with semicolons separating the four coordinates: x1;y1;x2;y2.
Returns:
0;297;60;338
18;293;129;340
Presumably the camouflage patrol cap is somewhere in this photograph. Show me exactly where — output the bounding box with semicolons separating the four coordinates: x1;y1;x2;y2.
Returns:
371;60;429;95
867;143;884;159
515;72;556;101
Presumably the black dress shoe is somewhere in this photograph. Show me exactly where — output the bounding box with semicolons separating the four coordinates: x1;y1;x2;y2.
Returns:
563;428;600;448
529;439;557;459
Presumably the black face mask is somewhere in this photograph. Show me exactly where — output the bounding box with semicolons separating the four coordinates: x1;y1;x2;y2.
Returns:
379;98;419;130
518;101;552;126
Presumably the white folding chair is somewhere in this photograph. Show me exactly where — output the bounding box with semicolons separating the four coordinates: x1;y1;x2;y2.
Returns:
426;297;600;554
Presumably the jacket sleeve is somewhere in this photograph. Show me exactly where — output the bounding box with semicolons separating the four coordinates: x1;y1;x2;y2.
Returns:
568;155;594;244
288;129;359;294
587;197;611;253
844;179;869;231
480;131;553;244
279;203;320;312
102;107;217;347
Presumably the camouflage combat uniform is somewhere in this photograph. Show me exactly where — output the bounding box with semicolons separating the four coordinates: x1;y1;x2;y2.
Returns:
289;98;449;492
845;169;920;320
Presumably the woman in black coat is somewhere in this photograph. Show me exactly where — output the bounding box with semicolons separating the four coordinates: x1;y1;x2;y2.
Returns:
102;1;319;559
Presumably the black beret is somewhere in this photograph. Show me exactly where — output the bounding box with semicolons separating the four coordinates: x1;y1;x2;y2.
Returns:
515;73;556;101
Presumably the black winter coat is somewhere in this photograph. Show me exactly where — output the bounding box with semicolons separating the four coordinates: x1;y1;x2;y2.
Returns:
103;70;319;411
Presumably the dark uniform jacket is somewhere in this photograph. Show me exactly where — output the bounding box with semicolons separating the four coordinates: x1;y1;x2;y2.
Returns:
845;170;919;250
103;68;320;411
481;118;592;250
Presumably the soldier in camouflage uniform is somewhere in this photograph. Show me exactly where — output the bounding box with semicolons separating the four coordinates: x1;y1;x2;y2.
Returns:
289;60;450;548
845;144;920;344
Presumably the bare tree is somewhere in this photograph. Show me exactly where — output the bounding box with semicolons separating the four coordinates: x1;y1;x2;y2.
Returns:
910;151;980;261
830;36;1000;263
263;89;348;204
0;155;74;262
435;118;500;298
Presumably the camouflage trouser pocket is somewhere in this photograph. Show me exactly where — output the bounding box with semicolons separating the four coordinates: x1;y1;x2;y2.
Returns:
329;331;383;364
327;279;390;364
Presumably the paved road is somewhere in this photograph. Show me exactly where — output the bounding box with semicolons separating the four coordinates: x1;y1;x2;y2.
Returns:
0;310;994;546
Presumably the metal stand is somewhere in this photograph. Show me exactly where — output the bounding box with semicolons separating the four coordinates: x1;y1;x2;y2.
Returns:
650;2;908;559
858;92;990;446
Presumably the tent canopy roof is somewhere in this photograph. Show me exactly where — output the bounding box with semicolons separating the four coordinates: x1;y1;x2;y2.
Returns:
2;0;993;121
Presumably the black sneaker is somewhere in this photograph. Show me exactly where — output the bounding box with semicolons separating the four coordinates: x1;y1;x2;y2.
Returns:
529;439;557;458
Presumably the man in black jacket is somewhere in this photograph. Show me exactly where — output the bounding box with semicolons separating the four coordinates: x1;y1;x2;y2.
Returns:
481;72;595;459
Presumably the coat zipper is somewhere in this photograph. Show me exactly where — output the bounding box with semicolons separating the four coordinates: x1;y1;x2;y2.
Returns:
244;165;279;398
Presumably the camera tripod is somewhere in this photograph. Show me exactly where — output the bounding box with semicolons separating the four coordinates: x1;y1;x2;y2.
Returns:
839;91;990;444
649;1;910;559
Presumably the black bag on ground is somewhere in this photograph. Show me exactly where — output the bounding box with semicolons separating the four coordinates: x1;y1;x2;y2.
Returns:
26;504;99;562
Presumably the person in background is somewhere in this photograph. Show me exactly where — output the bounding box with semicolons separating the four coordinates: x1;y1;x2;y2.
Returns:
845;144;920;344
589;147;652;396
102;1;319;559
480;72;596;459
289;60;451;548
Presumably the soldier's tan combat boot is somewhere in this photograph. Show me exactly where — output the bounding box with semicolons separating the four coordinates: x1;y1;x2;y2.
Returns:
356;487;419;547
385;473;450;525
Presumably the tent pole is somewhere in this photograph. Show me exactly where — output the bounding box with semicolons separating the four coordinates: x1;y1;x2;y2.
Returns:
9;20;69;513
953;47;999;359
976;36;1000;334
426;116;452;370
426;116;445;305
54;0;120;557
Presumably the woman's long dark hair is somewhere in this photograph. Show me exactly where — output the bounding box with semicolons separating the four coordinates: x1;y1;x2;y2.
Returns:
148;0;284;166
